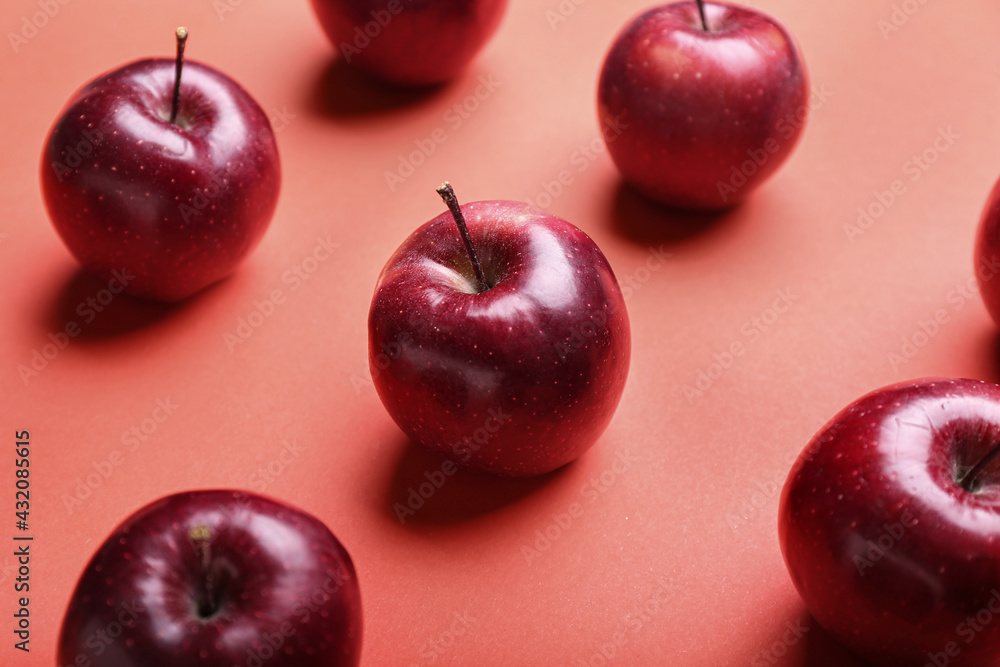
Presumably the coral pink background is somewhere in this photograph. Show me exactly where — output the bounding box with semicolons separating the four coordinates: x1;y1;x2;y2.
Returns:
2;0;1000;664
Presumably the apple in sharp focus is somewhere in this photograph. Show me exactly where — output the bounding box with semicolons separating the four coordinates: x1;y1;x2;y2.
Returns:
41;29;281;302
779;378;1000;666
368;183;630;477
598;0;809;210
58;489;362;667
974;176;1000;324
309;0;508;87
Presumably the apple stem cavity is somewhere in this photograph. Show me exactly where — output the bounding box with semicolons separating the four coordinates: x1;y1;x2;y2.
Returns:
437;182;490;293
695;0;709;31
189;524;219;618
958;442;1000;493
169;26;189;126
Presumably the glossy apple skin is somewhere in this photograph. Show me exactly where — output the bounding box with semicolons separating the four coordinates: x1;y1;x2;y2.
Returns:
310;0;508;86
368;201;630;477
58;490;362;667
975;178;1000;325
597;1;808;210
41;58;280;302
780;379;1000;666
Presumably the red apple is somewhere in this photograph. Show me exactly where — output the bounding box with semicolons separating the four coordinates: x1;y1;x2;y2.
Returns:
597;0;808;210
368;183;630;477
309;0;508;86
779;378;1000;666
41;29;281;302
975;177;1000;324
58;489;362;667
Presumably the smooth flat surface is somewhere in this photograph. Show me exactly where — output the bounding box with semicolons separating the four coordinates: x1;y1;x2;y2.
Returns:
2;1;999;664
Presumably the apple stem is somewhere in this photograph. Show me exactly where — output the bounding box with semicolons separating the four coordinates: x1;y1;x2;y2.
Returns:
189;525;217;618
958;443;1000;492
437;182;490;293
169;27;189;126
695;0;709;31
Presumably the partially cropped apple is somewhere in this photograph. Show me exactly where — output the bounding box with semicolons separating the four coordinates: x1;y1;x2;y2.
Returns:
780;378;1000;666
310;0;508;86
598;0;808;210
368;183;630;477
41;28;281;301
58;490;362;667
975;176;1000;324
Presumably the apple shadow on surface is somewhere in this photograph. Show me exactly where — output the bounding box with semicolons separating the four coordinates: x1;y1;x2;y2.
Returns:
383;436;571;528
43;267;213;341
307;57;450;119
608;181;740;247
788;612;875;667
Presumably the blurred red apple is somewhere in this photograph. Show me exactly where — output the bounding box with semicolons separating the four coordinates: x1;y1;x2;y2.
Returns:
598;0;808;210
310;0;508;86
